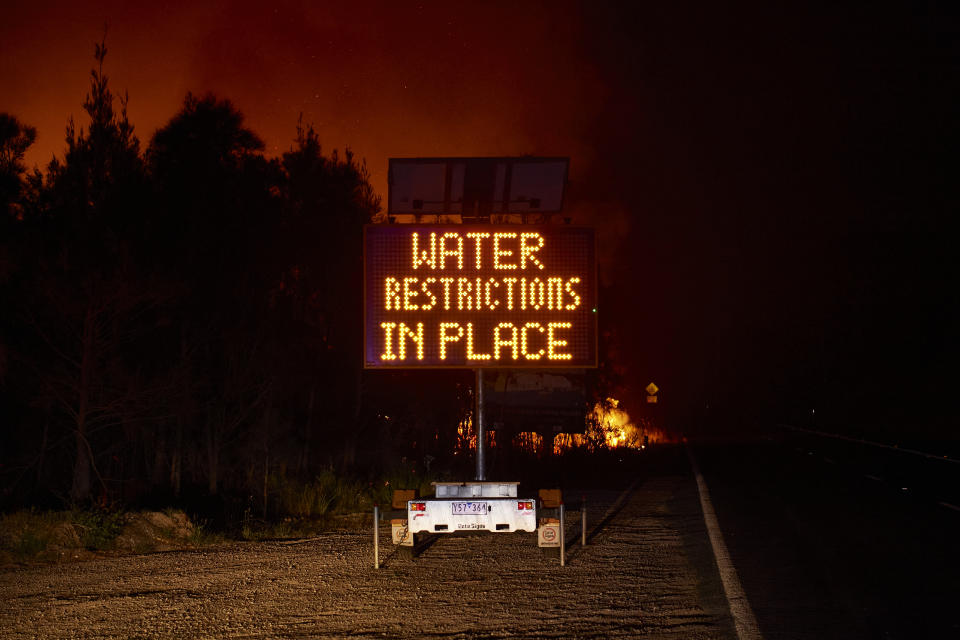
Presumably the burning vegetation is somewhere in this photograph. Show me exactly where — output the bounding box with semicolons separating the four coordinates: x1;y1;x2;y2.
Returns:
552;433;589;455
583;397;667;450
456;396;666;457
512;432;544;454
590;397;640;448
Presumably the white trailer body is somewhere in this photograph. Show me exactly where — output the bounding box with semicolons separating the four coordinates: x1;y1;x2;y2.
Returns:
407;481;537;534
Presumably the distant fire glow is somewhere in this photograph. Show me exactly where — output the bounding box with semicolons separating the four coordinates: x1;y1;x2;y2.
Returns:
457;396;664;457
552;398;666;453
512;431;544;454
593;398;635;448
552;432;589;455
455;416;496;454
592;398;666;449
456;416;476;453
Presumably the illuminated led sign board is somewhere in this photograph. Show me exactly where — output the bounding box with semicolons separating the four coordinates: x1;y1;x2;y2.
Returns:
364;225;597;369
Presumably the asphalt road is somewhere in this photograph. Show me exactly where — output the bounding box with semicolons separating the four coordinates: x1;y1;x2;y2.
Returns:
691;432;960;639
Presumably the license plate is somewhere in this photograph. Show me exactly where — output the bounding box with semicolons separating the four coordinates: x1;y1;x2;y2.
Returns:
451;501;488;515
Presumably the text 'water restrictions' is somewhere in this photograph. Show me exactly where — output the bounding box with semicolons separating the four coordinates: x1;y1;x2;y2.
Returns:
364;225;596;368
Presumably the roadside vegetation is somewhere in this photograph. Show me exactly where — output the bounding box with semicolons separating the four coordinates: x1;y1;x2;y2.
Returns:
238;465;440;541
1;508;128;563
0;464;441;565
1;444;651;566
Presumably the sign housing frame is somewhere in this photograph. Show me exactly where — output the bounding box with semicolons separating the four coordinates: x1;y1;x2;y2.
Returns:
362;223;598;370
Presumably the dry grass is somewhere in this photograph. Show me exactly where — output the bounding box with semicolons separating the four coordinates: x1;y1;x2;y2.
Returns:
0;508;208;565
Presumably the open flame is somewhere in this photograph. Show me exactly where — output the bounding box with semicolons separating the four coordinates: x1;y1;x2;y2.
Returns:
552;397;668;453
590;397;637;448
457;396;667;457
552;432;589;455
455;415;496;454
512;431;544;454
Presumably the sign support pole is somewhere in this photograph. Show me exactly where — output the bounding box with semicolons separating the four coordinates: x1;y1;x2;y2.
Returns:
373;504;379;569
581;494;587;546
475;368;486;481
560;502;566;567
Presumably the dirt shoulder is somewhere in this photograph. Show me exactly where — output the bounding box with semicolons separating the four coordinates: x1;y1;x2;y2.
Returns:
0;471;735;639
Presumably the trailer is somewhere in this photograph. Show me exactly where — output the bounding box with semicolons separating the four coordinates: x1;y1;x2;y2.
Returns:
405;481;536;536
369;156;590;566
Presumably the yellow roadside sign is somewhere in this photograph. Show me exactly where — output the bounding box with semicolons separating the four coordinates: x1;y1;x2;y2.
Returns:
645;382;659;396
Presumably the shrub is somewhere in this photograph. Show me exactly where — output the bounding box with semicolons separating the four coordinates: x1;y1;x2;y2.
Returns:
12;530;49;559
0;510;63;561
188;521;225;546
270;466;445;520
278;471;337;518
71;508;124;550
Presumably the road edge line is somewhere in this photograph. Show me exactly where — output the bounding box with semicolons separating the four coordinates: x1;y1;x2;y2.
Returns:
686;444;763;640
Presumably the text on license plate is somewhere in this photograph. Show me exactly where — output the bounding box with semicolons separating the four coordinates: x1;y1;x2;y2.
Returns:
451;501;488;515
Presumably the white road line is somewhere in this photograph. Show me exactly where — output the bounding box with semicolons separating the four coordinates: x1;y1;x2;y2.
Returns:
780;424;960;464
939;501;960;513
864;474;882;482
686;446;763;640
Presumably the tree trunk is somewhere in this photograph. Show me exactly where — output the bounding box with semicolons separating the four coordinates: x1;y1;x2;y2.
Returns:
301;387;314;475
262;404;273;518
35;402;50;488
171;332;187;497
341;432;356;472
262;452;269;519
71;429;91;503
152;426;167;489
170;418;182;497
206;418;219;495
70;303;95;503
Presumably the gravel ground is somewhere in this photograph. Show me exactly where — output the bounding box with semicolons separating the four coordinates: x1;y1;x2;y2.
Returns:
0;472;735;639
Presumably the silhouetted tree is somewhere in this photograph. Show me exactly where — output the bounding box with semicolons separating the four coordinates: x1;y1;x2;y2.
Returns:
3;45;386;510
279;121;379;470
147;93;281;495
0;113;37;221
22;40;152;504
0;114;37;391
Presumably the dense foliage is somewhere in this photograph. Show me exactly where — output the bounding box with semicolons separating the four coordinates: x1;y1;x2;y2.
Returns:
0;43;401;510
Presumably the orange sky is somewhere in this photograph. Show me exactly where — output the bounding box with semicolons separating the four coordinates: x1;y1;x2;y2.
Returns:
1;1;606;202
